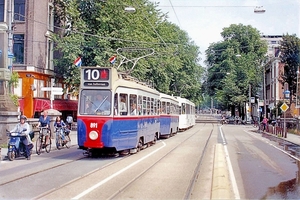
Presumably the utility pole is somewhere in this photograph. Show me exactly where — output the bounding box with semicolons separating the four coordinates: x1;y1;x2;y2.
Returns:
263;64;267;117
248;84;251;121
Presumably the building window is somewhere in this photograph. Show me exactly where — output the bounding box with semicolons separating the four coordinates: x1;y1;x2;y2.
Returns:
0;0;4;22
48;3;54;31
47;39;54;70
14;0;25;21
13;34;24;64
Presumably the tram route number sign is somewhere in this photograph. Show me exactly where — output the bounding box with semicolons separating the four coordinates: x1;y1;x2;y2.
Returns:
84;68;109;81
280;103;289;112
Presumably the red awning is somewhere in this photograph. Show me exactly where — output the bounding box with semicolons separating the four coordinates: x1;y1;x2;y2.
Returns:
53;99;78;111
33;99;78;112
18;98;24;111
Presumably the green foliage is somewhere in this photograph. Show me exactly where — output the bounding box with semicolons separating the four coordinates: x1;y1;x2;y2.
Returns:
272;100;283;117
8;71;19;91
10;94;19;107
52;0;204;103
8;71;20;106
205;24;267;111
280;34;300;94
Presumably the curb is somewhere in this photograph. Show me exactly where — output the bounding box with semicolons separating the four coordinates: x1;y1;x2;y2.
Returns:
211;143;231;199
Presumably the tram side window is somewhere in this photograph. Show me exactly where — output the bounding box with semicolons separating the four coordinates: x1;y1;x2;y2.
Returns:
178;106;181;115
130;94;137;115
154;99;158;115
147;97;150;115
182;103;186;114
138;96;142;115
142;96;147;115
170;103;175;114
166;102;170;114
186;104;190;114
119;93;128;115
156;99;161;115
161;101;166;114
150;98;154;115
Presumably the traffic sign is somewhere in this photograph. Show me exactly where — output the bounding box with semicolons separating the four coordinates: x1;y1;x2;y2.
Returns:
280;103;289;112
41;87;63;92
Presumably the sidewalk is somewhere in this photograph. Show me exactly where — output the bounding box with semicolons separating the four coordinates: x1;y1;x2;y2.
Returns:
262;129;300;146
1;130;77;160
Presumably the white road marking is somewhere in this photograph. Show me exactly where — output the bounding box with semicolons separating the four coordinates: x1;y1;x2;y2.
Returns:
72;142;166;199
219;127;241;199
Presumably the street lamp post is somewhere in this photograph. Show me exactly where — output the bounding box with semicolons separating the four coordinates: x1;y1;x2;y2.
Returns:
263;64;267;117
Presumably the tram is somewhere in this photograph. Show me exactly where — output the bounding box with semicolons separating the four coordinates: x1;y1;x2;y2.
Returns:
159;93;179;138
77;66;160;155
176;96;196;131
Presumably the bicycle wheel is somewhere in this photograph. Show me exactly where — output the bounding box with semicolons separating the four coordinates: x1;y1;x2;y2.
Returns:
65;135;71;149
56;131;62;150
45;132;52;153
36;135;43;155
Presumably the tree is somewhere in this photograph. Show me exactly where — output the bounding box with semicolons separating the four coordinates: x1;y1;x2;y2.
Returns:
279;34;300;95
205;24;267;116
52;0;204;104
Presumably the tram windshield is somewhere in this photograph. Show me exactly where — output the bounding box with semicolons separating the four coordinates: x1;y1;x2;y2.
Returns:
79;89;112;116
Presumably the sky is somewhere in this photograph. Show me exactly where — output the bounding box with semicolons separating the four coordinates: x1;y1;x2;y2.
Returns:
150;0;300;67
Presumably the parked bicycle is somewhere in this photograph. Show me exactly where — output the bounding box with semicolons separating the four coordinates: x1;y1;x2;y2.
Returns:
36;127;51;155
55;127;71;149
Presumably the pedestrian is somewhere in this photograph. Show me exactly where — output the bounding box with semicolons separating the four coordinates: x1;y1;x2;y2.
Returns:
66;115;73;130
262;115;268;132
10;115;33;160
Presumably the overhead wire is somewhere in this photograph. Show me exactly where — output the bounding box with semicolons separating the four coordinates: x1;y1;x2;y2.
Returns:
132;0;168;47
168;0;181;28
13;6;266;57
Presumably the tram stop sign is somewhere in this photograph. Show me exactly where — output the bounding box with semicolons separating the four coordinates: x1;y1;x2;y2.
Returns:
280;102;289;112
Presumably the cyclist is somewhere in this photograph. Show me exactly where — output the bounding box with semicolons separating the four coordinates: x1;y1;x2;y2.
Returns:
10;115;33;160
37;110;51;147
54;116;67;145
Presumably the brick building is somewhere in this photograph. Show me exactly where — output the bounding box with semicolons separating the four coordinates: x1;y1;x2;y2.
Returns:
0;0;77;119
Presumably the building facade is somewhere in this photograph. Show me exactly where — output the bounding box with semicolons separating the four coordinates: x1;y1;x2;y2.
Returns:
261;35;296;118
0;0;77;119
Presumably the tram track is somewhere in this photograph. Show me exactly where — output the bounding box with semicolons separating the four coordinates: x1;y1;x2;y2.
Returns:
0;148;128;188
1;124;217;199
106;123;215;200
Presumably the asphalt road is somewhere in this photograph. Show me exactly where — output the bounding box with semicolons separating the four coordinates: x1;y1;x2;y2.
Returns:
1;121;299;199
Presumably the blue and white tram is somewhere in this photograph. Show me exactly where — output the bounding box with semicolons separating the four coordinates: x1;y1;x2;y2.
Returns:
159;93;179;138
77;67;160;155
176;97;196;131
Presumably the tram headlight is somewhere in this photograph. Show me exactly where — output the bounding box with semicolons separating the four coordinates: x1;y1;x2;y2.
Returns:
89;131;98;140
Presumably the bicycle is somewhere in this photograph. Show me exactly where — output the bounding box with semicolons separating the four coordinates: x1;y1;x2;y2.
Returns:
55;127;71;150
253;120;258;127
36;127;52;155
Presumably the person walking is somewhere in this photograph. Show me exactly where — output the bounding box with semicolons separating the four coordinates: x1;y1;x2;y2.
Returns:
66;115;73;130
262;115;269;132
